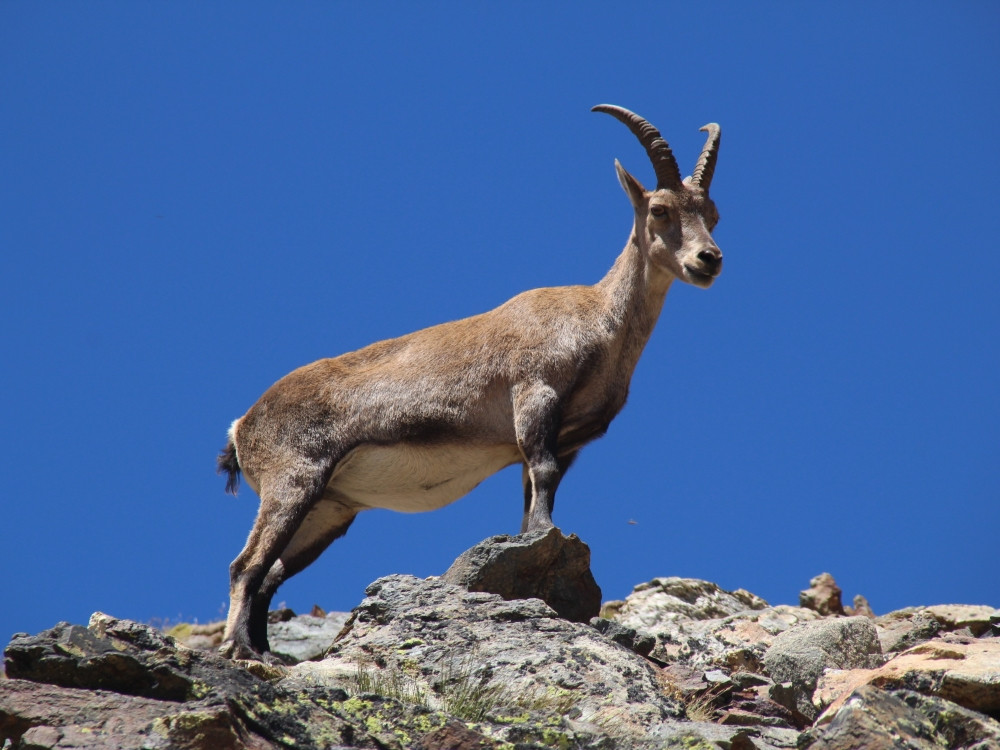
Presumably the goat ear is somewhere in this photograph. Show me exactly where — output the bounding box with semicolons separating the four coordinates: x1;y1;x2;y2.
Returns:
614;159;646;208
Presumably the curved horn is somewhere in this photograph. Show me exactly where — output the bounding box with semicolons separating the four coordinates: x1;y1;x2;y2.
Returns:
690;123;721;191
591;104;682;190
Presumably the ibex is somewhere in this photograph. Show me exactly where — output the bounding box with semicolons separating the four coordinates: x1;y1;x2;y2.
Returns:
217;105;723;660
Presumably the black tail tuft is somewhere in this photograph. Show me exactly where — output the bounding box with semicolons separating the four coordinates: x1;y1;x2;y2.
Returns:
217;440;241;495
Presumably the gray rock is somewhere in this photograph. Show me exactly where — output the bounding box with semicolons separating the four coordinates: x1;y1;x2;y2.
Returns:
613;578;818;671
898;689;1000;748
762;616;884;719
4;613;261;702
589;617;655;657
441;528;602;623
616;577;769;627
648;720;800;749
287;574;683;743
731;672;772;690
0;613;395;749
920;604;1000;637
875;609;943;654
270;611;351;662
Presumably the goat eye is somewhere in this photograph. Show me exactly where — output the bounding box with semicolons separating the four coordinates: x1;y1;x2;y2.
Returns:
650;205;667;218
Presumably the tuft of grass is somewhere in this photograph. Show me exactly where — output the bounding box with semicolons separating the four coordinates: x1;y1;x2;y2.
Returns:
351;650;583;723
513;686;580;717
353;659;428;707
435;657;515;722
435;656;582;723
683;685;728;723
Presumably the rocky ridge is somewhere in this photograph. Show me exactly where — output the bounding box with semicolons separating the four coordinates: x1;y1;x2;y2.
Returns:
2;533;999;749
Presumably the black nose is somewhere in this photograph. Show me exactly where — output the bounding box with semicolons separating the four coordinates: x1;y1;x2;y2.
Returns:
698;247;722;273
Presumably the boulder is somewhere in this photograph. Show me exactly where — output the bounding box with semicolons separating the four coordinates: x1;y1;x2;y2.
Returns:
0;678;211;750
3;613;263;701
761;616;884;719
441;528;602;623
285;574;683;744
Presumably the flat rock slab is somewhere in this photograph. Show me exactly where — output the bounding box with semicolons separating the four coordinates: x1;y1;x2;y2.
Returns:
441;528;602;623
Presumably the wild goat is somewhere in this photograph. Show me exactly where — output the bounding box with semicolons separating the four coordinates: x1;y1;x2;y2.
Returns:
217;105;723;661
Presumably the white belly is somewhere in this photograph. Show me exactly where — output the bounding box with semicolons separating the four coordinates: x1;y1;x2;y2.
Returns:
328;442;522;512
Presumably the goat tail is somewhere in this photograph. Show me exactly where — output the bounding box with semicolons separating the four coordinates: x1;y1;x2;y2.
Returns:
217;439;242;495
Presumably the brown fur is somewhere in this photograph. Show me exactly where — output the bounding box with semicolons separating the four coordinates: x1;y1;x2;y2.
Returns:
219;107;723;660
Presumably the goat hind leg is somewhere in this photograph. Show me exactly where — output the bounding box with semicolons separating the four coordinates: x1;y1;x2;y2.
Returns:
221;473;328;660
248;500;357;657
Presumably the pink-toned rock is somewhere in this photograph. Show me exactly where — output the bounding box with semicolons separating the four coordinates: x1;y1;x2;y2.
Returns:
799;573;845;617
844;595;875;619
813;668;878;714
658;663;710;698
816;636;1000;722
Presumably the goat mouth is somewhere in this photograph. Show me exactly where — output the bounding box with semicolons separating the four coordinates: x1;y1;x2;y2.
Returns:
684;265;719;286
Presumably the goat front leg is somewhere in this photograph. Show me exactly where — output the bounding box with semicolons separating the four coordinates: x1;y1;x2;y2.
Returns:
520;448;578;534
514;383;564;534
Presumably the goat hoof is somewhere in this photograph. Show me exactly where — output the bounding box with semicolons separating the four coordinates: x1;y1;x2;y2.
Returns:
219;639;261;662
522;522;557;535
261;650;293;666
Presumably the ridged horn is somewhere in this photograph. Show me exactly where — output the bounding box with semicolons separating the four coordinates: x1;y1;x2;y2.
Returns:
591;104;682;191
691;123;721;191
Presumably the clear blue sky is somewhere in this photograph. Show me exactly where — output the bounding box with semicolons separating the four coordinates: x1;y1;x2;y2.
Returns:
2;4;998;646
